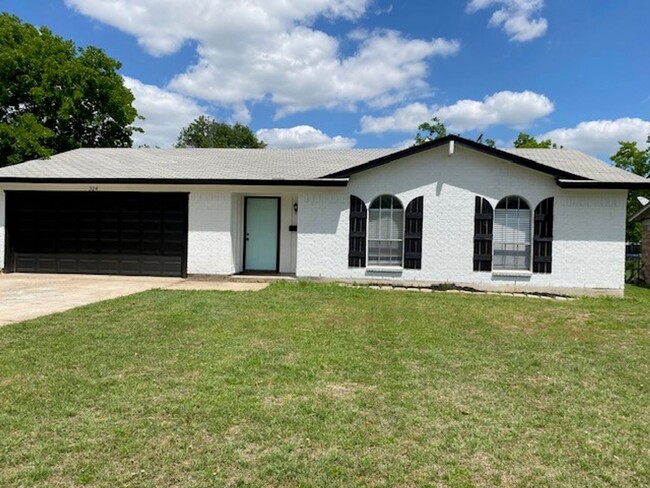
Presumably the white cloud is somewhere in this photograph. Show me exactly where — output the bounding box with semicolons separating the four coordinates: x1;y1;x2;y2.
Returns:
538;118;650;156
171;28;459;117
361;90;553;134
256;125;356;149
67;0;370;56
436;90;553;131
230;104;252;126
123;77;205;147
467;0;548;42
361;103;434;134
65;0;459;117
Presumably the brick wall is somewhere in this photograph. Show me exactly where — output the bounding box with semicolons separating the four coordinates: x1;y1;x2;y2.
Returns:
187;191;235;275
296;144;628;295
643;220;650;283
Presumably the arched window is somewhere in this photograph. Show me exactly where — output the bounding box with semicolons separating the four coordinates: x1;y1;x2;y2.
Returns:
368;195;404;266
493;196;531;270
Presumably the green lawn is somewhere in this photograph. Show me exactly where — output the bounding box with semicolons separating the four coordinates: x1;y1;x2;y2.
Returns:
0;283;648;487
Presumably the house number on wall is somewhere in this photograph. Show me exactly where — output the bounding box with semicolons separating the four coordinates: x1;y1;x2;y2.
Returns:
88;186;99;192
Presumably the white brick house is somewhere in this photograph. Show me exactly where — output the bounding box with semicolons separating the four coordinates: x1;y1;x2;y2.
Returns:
1;136;649;296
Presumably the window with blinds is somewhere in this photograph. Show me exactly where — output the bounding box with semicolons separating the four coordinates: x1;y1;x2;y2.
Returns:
493;196;531;270
368;195;404;266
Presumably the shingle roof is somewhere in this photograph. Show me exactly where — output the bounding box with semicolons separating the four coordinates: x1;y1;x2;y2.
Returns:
0;136;648;188
503;148;648;183
0;147;395;181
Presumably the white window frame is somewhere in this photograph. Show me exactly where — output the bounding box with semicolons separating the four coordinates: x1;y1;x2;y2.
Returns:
492;195;533;272
367;195;404;268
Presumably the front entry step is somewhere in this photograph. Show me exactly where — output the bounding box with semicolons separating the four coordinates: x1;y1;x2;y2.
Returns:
230;274;297;283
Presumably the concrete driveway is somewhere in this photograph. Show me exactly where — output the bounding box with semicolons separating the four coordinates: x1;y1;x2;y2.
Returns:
0;274;268;326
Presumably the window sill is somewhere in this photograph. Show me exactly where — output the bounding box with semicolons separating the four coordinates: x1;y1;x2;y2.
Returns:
492;270;532;278
366;266;404;273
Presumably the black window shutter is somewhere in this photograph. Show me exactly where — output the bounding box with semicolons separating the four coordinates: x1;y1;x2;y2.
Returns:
404;196;424;269
473;196;493;271
349;195;367;267
533;197;554;273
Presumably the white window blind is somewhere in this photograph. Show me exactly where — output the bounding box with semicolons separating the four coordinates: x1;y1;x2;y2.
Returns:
493;197;531;270
494;209;531;244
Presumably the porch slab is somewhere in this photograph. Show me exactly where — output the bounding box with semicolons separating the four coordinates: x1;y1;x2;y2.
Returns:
229;274;297;283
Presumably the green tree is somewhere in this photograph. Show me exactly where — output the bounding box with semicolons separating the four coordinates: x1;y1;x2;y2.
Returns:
176;115;266;148
414;117;447;145
0;14;140;166
611;136;650;242
512;132;558;149
485;138;497;148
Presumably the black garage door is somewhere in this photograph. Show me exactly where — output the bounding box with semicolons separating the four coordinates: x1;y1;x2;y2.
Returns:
5;191;188;277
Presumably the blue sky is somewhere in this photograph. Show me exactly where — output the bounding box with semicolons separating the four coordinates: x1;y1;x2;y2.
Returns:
3;0;650;158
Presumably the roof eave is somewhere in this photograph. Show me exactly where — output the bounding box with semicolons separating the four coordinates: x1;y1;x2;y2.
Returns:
0;177;350;187
556;179;650;189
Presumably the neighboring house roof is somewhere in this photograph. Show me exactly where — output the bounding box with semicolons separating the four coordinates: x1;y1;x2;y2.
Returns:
0;135;648;188
630;202;650;222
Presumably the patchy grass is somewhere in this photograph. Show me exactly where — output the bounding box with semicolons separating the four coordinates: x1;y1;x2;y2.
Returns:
0;282;648;487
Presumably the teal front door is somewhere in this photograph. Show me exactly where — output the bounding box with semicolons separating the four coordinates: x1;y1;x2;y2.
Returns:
244;197;280;271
